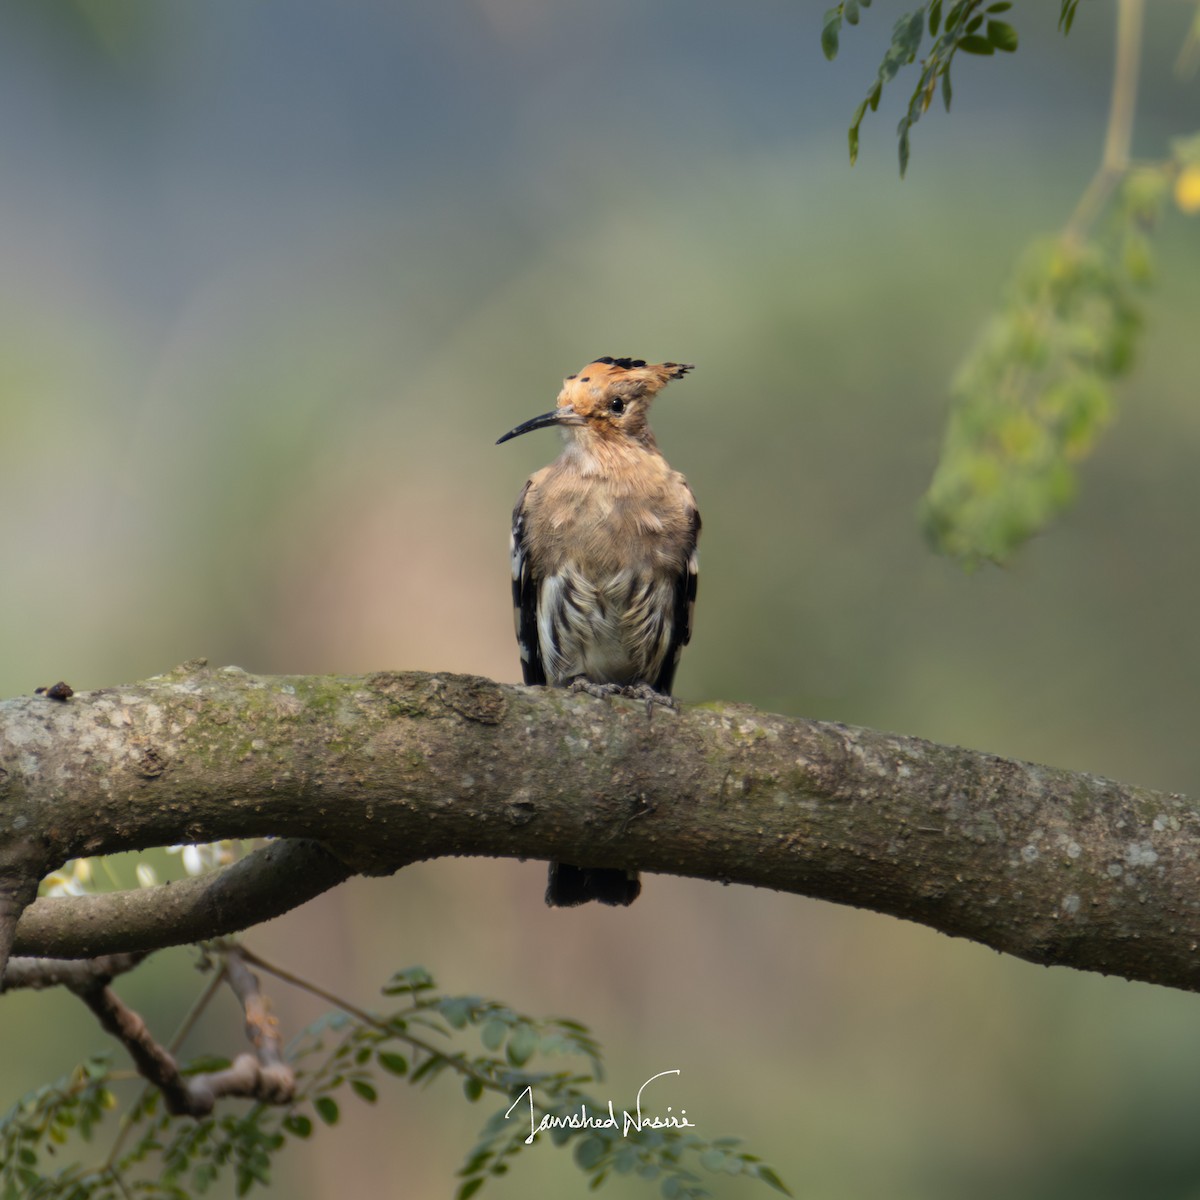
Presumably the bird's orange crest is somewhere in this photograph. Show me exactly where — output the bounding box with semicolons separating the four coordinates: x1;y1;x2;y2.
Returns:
558;356;692;413
555;357;694;442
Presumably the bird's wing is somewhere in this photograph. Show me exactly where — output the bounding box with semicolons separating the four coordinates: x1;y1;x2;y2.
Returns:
511;481;546;686
652;501;700;696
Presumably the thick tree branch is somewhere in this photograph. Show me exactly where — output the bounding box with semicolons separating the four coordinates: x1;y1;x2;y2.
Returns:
2;665;1200;993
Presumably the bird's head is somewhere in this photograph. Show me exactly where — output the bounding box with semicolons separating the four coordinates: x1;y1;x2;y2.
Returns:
496;357;694;449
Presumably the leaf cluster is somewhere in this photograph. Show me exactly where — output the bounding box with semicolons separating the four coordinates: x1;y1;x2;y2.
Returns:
1;1058;115;1200
920;167;1173;564
822;1;1075;175
1;965;790;1200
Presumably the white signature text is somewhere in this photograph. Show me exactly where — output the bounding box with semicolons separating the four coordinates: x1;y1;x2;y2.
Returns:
505;1069;695;1145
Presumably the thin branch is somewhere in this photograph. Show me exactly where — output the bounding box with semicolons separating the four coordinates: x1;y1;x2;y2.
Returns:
235;944;385;1032
1177;0;1200;78
13;839;352;959
74;982;203;1116
237;945;516;1098
209;947;294;1102
2;952;145;993
104;957;229;1171
70;947;294;1118
167;955;228;1054
1065;0;1144;239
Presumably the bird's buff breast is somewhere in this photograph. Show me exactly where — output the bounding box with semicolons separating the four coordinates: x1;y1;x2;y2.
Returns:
527;471;692;579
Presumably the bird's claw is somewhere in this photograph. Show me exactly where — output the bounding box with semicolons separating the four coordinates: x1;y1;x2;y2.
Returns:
568;678;677;717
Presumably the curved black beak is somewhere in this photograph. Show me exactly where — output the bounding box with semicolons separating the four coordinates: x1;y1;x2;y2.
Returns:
495;407;583;445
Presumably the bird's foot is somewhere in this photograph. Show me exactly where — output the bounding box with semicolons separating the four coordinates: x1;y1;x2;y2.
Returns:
568;678;677;717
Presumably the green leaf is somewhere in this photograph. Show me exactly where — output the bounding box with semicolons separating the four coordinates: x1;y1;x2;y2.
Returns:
575;1136;607;1170
614;1147;638;1174
552;1017;591;1033
755;1165;794;1196
928;0;942;36
958;34;994;54
441;998;472;1030
383;965;434;995
943;1;962;32
821;7;842;60
457;1179;486;1200
892;8;925;59
844;1;860;26
986;1;1012;10
377;1051;409;1076
350;1080;378;1104
459;1149;492;1177
464;1078;485;1102
282;1114;312;1139
987;20;1018;52
481;1020;508;1052
83;1058;110;1081
941;65;953;110
313;1097;339;1126
410;1055;445;1084
848;98;868;164
506;1024;539;1067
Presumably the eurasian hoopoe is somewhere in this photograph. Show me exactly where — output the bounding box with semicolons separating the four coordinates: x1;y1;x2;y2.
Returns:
497;356;700;907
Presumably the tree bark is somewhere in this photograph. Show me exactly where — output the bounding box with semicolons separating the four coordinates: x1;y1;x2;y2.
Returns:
2;662;1199;993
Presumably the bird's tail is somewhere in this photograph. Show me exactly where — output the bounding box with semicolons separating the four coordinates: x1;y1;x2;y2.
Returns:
546;863;641;907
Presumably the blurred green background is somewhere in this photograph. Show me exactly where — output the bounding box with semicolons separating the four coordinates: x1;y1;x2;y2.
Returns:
3;1;1200;1196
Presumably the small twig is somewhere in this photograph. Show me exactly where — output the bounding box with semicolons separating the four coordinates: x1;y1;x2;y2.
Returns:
235;945;383;1029
73;983;201;1116
109;1168;135;1200
104;957;229;1171
208;947;293;1102
235;945;504;1095
168;955;228;1055
71;947;295;1119
1177;2;1200;79
1065;0;1144;240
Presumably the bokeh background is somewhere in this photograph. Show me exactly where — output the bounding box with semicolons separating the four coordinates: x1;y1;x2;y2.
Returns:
3;1;1200;1196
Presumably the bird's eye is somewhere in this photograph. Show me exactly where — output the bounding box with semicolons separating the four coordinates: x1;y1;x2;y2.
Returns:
609;398;626;415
